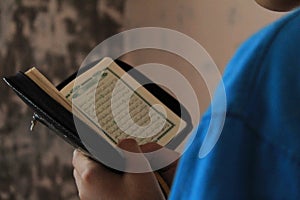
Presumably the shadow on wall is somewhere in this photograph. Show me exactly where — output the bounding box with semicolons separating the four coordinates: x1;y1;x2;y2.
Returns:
0;0;124;199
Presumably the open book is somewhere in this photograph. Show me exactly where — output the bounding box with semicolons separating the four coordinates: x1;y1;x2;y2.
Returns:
3;58;192;160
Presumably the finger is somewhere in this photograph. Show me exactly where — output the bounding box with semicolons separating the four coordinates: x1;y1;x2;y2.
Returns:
73;168;90;200
140;142;179;187
72;149;93;176
72;150;105;181
140;142;179;170
73;169;82;190
118;138;144;153
111;140;165;199
72;149;111;175
72;149;121;188
140;142;162;152
117;139;152;172
118;139;161;188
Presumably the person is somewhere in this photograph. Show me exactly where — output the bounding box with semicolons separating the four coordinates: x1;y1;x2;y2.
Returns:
72;0;300;199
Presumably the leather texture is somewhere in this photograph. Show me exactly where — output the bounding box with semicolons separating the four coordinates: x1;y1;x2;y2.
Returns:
3;59;192;166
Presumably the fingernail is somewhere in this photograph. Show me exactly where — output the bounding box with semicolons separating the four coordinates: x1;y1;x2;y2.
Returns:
73;149;78;156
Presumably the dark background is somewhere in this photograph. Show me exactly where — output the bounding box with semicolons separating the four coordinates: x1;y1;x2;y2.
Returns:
0;0;124;199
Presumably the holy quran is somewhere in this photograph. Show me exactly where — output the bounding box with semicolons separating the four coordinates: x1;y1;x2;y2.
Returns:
9;57;187;148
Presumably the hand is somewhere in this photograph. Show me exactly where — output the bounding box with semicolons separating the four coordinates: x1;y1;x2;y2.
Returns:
139;142;179;188
72;139;173;200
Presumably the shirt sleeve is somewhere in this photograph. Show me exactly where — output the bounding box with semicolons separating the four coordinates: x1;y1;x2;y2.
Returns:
169;8;300;200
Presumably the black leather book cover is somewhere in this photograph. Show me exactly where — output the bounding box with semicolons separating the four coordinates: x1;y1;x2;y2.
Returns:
3;59;192;166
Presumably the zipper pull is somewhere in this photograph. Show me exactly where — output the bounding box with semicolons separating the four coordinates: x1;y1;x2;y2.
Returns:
29;115;37;131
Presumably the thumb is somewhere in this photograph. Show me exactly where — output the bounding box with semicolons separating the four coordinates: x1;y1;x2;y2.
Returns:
118;138;143;153
117;139;152;173
117;139;164;199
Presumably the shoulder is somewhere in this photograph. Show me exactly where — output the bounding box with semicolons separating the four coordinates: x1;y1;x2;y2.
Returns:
170;10;300;200
220;7;300;162
222;8;300;115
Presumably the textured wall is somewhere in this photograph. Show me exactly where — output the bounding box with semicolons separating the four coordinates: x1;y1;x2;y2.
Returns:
0;0;284;199
0;0;124;199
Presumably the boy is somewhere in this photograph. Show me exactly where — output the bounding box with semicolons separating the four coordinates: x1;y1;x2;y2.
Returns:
72;1;300;199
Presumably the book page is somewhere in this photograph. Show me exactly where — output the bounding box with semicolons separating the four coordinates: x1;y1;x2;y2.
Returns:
61;57;186;146
25;68;72;112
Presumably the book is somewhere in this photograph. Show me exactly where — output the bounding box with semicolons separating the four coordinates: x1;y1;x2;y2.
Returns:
3;58;192;163
3;57;193;196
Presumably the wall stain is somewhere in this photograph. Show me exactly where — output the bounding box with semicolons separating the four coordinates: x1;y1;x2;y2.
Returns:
0;0;125;199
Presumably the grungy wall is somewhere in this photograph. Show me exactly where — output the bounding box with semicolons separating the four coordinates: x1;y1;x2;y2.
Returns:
0;1;125;199
0;0;284;199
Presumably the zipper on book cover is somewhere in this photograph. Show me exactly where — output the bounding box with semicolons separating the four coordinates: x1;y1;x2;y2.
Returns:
29;114;38;131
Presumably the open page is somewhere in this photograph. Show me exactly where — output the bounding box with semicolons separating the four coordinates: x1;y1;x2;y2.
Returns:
61;58;186;146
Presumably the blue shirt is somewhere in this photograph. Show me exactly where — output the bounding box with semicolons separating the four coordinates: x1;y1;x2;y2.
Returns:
170;8;300;200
